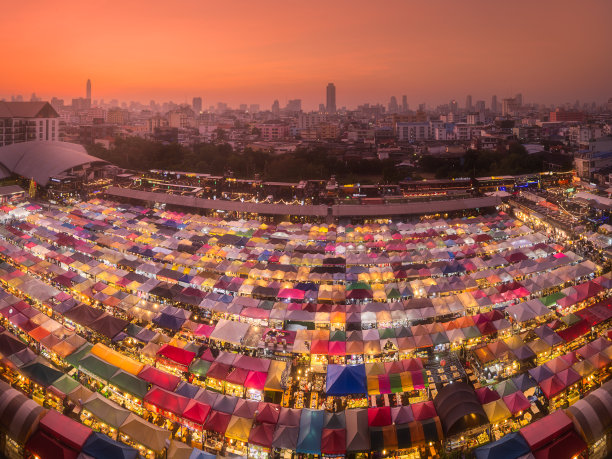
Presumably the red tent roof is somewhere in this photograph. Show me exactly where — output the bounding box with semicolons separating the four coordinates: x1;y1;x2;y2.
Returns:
156;344;195;367
144;387;190;416
476;386;500;405
533;431;587;459
539;375;566;399
256;402;280;424
519;410;573;450
138;366;180;391
249;422;275;447
503;391;530;415
38;409;92;450
203;410;231;434
328;341;346;356
25;431;78;459
205;362;231;381
225;367;249;385
321;429;346;455
310;339;329;354
193;324;215;337
368;406;392;426
181;399;211;425
411;400;437;421
244;371;267;391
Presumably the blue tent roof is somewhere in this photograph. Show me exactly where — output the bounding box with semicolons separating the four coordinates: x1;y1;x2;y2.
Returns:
189;448;216;459
82;432;138;459
296;409;324;454
474;432;530;459
152;313;186;331
512;373;537;392
326;364;367;396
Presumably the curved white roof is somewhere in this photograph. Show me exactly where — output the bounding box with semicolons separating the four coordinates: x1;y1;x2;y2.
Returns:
0;141;108;186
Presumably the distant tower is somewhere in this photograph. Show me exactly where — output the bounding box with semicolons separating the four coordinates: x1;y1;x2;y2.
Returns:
465;94;472;111
326;83;336;114
491;95;498;113
272;100;280;118
450;99;458;114
86;79;92;100
192;97;202;114
401;95;408;112
514;93;523;107
388;96;399;114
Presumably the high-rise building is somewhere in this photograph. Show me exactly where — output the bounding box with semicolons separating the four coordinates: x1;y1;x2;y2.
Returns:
249;104;260;113
86;79;91;101
192;97;202;114
0;101;60;146
475;100;486;113
491;95;498;113
514;93;523;107
271;100;280;118
286;99;302;112
502;98;519;116
191;97;202;116
326;83;336;114
465;94;472;111
388;96;399;114
449;99;458;114
402;95;408;112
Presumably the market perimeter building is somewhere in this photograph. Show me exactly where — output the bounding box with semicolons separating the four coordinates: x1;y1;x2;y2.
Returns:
0;141;111;197
105;185;502;223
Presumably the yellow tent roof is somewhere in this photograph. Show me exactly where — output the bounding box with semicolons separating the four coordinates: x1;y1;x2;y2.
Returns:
483;399;511;424
91;343;144;375
225;415;253;442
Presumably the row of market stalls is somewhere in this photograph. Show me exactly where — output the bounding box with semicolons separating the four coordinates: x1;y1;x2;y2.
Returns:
0;376;223;459
475;378;612;459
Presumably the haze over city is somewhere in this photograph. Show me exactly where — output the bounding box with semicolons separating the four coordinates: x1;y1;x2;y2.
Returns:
2;0;612;109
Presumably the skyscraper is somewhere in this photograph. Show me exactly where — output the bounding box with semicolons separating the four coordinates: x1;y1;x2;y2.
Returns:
192;97;202;114
465;94;472;111
514;93;523;107
402;95;408;112
449;99;458;114
272;100;280;118
86;79;91;100
491;95;498;113
388;96;399;114
326;83;336;114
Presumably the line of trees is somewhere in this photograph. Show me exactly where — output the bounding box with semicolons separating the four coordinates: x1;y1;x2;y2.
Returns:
86;138;407;183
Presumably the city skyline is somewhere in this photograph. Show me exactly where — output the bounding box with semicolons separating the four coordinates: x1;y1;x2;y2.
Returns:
1;0;611;109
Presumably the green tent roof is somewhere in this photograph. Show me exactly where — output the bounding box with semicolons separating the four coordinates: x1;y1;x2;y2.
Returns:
541;292;565;307
330;330;346;342
79;354;119;383
21;361;64;387
189;359;211;378
109;369;148;399
378;328;395;340
346;282;371;291
51;374;81;395
65;342;93;367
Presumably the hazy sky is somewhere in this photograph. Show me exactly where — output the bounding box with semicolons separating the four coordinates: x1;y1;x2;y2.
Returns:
2;0;611;110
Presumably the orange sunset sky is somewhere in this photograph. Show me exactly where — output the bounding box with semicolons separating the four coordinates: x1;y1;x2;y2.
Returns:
1;0;611;110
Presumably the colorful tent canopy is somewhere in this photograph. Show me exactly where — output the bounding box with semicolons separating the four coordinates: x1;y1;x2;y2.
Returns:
38;408;92;451
326;364;367;396
474;432;530;459
296;409;324;454
519;410;574;450
82;432;138;459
